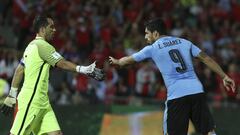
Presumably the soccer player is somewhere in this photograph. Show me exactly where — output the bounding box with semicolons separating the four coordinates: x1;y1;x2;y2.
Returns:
109;18;235;135
0;15;104;135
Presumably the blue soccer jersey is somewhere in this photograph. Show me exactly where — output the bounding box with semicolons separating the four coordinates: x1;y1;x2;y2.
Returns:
132;36;204;100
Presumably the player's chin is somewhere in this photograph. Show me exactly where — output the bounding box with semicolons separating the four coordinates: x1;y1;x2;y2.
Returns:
145;39;151;43
48;35;54;41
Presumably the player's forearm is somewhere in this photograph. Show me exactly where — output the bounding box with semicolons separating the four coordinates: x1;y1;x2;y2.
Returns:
11;64;24;89
56;59;77;72
56;59;95;74
117;56;135;67
204;59;226;78
198;53;226;79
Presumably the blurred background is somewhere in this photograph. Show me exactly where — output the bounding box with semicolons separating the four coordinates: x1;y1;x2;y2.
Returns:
0;0;240;135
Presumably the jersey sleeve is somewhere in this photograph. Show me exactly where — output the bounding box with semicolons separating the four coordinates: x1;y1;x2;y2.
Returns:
132;46;152;62
190;43;202;57
37;43;63;67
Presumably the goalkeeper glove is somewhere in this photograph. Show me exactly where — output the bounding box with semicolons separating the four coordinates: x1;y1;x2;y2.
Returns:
87;68;105;81
76;61;96;74
1;87;17;116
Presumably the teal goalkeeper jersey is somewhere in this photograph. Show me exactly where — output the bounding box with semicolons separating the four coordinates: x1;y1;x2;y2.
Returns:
17;36;63;108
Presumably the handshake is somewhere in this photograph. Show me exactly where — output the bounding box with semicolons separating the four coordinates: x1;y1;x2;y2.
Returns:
77;61;105;81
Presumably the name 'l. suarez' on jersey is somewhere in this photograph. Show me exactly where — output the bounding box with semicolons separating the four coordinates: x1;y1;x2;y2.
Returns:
158;39;182;49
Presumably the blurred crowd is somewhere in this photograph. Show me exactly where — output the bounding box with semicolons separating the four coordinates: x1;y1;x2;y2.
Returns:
0;0;240;106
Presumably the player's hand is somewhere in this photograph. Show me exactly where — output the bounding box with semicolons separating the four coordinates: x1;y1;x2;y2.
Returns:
223;75;236;92
1;96;16;116
87;68;105;81
79;61;96;74
109;56;118;65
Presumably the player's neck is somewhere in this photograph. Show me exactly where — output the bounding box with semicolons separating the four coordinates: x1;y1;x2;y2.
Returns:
154;35;168;41
158;35;168;38
36;33;46;40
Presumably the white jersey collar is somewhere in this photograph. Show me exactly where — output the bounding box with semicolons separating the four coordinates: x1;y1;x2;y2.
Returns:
35;36;44;40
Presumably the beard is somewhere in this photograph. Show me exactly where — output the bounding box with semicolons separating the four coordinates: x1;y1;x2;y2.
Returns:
46;34;54;41
146;39;154;45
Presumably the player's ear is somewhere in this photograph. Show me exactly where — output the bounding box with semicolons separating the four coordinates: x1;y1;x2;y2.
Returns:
39;27;45;34
153;31;159;39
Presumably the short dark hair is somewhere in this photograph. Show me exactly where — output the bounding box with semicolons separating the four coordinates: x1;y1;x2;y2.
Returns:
33;15;50;33
144;18;166;34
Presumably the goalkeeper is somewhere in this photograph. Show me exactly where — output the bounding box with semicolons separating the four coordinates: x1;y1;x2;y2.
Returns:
0;15;105;135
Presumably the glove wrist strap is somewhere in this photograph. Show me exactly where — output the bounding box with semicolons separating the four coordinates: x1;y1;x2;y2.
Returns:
76;65;87;74
9;87;18;98
76;65;81;73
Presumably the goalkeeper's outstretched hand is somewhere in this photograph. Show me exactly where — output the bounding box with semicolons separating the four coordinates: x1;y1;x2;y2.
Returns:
1;96;16;116
87;68;105;81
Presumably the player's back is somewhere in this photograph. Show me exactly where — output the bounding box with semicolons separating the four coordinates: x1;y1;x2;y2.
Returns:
18;38;52;108
151;36;204;100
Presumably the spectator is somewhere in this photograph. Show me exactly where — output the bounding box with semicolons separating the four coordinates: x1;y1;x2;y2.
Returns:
96;61;118;104
135;62;156;97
